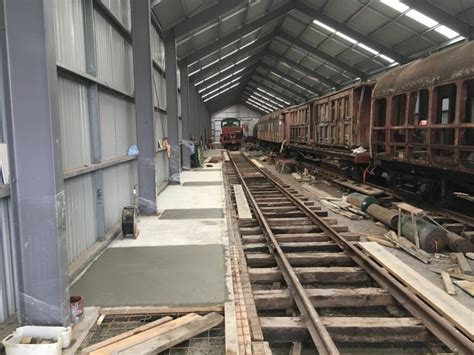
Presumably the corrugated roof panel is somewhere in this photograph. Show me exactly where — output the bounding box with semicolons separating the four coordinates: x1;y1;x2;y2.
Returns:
281;16;308;37
298;27;327;47
322;0;364;23
371;22;415;48
346;7;391;35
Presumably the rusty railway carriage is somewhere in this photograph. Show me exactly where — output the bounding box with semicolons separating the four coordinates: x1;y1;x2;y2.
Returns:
371;42;474;200
255;41;474;203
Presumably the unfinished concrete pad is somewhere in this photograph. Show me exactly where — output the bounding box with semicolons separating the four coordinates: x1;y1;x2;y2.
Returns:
160;208;223;219
71;245;225;307
110;217;224;247
157;185;224;210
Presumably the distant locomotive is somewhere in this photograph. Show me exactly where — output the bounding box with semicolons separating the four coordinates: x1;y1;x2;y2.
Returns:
220;118;244;150
256;41;474;205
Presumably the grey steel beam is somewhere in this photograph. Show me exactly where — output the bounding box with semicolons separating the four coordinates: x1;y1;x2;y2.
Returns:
83;0;106;242
180;2;295;65
132;0;157;214
165;31;181;183
2;0;70;325
248;81;295;104
277;30;366;79
189;84;197;139
253;73;307;101
266;49;339;89
183;32;272;71
174;0;246;38
402;0;473;39
193;53;263;86
180;65;190;140
295;1;408;64
259;62;321;96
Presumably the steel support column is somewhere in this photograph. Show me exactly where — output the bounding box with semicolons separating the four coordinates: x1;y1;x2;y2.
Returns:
131;0;157;214
2;0;70;325
84;0;105;240
179;65;190;141
165;31;180;183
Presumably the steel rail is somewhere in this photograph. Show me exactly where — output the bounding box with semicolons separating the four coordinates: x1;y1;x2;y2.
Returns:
228;152;340;355
244;154;474;354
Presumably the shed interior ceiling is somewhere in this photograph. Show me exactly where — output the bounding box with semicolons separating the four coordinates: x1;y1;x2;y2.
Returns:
152;0;474;114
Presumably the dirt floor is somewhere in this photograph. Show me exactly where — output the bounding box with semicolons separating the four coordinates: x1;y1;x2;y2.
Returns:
258;157;474;309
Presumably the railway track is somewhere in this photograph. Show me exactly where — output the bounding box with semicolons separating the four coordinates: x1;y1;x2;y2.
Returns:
223;151;472;354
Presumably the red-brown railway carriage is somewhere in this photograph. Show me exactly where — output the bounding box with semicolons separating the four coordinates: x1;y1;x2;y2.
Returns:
371;41;474;200
255;41;474;203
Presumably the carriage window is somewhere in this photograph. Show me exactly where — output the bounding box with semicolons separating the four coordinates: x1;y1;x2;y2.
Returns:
391;94;406;126
409;89;429;125
435;84;456;124
374;98;387;127
464;80;474;123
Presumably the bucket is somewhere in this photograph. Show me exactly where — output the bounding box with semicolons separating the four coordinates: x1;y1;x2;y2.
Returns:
70;295;84;323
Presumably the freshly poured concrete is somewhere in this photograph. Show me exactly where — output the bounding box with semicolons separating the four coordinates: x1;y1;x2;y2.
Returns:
70;245;225;307
71;156;228;307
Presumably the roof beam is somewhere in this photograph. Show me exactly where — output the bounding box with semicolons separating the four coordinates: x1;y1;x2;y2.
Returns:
277;30;366;80
253;73;307;101
243;90;283;108
247;81;295;104
179;2;295;65
174;0;247;37
186;33;273;75
266;49;339;90
243;88;284;107
242;94;277;111
240;100;268;114
295;1;408;64
259;62;321;96
401;0;473;39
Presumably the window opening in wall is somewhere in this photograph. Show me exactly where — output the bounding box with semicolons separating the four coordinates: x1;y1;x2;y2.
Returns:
435;84;456;124
391;94;407;126
374;98;387;127
464;80;474;123
409;89;429;125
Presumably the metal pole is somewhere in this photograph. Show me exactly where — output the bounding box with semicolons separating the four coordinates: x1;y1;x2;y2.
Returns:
2;0;70;325
131;0;157;214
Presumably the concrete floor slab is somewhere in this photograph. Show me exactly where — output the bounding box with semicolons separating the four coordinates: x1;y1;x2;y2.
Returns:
160;208;223;219
180;169;222;183
71;245;225;307
157;185;224;210
182;181;222;186
110;216;225;248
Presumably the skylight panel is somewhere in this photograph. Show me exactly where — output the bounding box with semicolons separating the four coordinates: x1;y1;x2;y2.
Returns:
235;56;250;65
313;20;335;33
380;0;409;13
246;101;270;113
405;9;438;28
256;88;290;105
435;25;460;39
357;43;379;55
379;54;395;63
201;59;219;70
249;95;278;110
247;97;273;111
203;82;240;102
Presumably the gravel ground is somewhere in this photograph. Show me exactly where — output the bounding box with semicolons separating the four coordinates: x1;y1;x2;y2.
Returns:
259;158;474;309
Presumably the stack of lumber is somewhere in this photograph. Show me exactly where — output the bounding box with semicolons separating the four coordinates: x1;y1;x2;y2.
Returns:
81;312;223;355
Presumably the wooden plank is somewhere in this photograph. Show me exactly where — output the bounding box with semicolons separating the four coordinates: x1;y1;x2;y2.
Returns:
334;180;384;196
253;288;394;310
81;316;173;354
251;158;264;168
455;253;473;275
261;316;430;343
394;202;424;216
359;242;474;339
99;305;223;316
223;151;230;162
290;342;302;355
90;314;201;355
118;312;224;354
63;307;99;355
441;272;456;295
453;280;474;297
246;252;353;268
233;184;252;220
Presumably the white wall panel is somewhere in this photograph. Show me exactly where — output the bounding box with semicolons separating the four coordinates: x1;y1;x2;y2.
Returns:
151;26;165;69
57;76;92;170
64;175;96;264
0;199;15;322
53;0;86;72
101;0;131;29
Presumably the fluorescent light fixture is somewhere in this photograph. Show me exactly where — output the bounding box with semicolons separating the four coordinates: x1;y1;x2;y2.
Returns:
379;54;395;63
246;101;270;113
235;56;250;65
252;91;283;107
256;87;290;105
201;59;219;70
247;98;273;111
435;25;460;39
406;9;438;28
313;20;335;33
380;0;409;13
357;42;379;55
335;32;357;44
221;49;238;60
189;68;201;76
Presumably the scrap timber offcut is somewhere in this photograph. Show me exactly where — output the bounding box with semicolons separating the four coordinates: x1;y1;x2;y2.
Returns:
0;0;473;354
